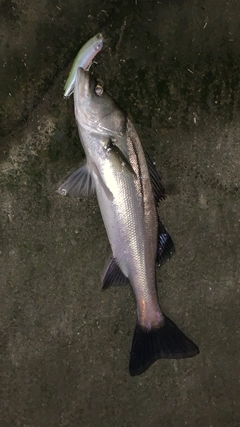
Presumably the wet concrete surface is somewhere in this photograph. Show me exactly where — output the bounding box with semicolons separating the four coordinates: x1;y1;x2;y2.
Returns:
1;0;240;425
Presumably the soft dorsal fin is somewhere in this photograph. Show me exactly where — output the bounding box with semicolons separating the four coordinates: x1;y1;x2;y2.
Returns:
157;219;175;266
145;152;166;205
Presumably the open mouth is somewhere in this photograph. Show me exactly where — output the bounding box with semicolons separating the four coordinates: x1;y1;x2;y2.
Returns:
75;68;90;99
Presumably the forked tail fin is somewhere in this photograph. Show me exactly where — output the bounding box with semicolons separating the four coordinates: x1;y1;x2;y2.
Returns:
129;314;199;376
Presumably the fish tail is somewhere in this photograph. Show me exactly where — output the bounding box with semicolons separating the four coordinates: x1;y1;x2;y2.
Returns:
129;314;199;376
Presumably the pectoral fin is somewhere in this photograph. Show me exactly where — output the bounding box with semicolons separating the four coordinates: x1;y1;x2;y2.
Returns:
105;139;135;177
57;164;95;197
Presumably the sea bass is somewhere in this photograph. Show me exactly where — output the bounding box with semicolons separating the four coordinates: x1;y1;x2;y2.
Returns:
58;68;199;375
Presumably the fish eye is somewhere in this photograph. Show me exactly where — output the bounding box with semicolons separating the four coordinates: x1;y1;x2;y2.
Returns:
95;84;104;96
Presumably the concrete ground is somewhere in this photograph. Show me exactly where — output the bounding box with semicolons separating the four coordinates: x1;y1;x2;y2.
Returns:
1;0;240;425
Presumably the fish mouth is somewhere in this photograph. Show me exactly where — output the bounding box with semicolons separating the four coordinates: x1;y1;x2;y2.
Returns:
75;67;91;100
74;67;98;129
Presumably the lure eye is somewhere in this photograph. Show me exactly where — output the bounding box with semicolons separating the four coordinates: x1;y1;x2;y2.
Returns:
95;84;104;96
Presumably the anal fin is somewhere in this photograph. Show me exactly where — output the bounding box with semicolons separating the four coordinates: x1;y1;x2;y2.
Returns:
102;257;129;290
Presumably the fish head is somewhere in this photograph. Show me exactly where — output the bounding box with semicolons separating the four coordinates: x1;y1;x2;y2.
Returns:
74;68;126;137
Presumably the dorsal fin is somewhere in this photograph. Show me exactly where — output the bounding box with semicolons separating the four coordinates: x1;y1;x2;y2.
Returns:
157;219;175;266
145;152;166;205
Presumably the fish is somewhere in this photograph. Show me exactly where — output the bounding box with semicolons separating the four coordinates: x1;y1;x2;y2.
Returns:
64;33;103;98
58;68;199;375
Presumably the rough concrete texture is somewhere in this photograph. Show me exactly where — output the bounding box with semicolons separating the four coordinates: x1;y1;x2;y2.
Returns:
1;0;240;425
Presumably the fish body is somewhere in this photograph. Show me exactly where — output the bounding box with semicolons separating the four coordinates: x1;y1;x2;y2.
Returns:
58;68;199;375
64;33;103;98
